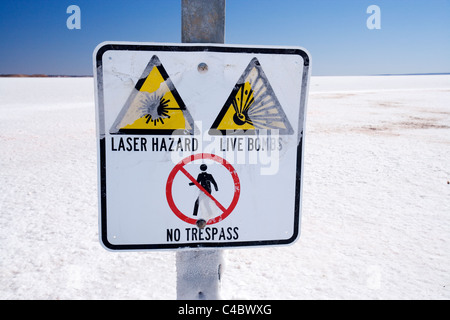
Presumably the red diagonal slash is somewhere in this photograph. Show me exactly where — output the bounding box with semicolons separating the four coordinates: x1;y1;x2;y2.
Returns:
179;166;227;213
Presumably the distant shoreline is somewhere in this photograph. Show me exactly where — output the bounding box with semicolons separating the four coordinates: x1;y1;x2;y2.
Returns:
371;73;450;76
1;73;448;78
0;74;93;78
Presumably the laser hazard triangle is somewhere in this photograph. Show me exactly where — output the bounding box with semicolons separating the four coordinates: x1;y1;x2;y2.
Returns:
110;55;195;135
209;57;293;135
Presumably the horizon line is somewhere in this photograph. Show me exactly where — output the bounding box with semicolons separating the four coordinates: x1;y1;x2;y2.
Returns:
1;72;449;78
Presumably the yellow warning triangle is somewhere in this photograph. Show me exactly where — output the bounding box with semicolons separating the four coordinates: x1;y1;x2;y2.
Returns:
209;58;293;135
110;55;195;135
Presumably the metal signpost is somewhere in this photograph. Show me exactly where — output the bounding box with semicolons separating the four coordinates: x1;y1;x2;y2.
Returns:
93;0;310;300
179;0;226;300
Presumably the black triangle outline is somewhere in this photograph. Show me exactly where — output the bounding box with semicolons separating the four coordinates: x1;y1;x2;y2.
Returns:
110;55;196;135
209;57;293;135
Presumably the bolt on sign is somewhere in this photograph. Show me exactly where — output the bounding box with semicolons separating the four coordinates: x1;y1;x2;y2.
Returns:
93;42;311;250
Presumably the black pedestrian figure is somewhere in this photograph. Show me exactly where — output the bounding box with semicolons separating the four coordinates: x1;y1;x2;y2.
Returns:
189;164;218;216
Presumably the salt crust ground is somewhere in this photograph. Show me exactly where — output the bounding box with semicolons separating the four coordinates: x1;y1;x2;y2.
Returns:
0;75;449;299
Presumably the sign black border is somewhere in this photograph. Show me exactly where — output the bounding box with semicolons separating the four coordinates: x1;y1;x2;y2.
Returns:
94;43;310;250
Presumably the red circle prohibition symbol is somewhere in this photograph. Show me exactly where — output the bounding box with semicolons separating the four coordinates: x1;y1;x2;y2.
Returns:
166;153;240;225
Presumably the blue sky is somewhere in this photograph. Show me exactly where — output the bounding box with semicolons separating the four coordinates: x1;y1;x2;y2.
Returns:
0;0;449;76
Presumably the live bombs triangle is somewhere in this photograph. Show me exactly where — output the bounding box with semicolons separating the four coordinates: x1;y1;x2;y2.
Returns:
209;57;293;135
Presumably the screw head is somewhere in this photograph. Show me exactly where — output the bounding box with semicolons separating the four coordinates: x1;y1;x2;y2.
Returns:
196;219;207;229
198;62;208;73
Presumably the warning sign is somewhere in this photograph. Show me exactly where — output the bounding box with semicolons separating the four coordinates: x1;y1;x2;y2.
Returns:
209;58;293;135
94;42;311;251
110;55;196;135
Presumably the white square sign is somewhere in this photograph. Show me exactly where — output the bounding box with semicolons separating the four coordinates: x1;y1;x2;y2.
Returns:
93;42;311;250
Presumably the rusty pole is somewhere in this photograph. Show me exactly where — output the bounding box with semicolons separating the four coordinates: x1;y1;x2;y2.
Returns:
181;0;225;43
